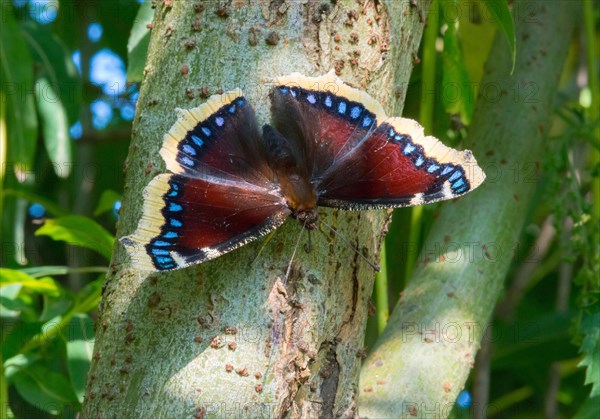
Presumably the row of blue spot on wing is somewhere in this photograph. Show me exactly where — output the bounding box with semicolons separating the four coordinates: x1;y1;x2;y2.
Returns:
441;164;469;194
176;97;247;170
145;178;187;270
277;86;376;129
384;125;471;197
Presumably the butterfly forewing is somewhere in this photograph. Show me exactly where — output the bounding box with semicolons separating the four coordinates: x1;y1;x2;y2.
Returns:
161;89;273;187
271;73;387;180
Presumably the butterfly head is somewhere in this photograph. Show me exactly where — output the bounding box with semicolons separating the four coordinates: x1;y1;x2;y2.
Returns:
294;207;319;230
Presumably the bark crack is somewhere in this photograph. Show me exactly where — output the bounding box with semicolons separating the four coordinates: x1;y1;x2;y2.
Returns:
319;342;341;418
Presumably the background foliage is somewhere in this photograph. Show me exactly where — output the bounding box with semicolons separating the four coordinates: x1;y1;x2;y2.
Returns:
0;0;597;417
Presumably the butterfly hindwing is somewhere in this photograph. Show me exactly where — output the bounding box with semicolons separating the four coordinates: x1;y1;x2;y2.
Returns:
317;117;486;209
271;72;386;178
122;174;289;271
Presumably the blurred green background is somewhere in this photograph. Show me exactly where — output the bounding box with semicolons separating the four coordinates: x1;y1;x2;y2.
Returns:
1;0;598;417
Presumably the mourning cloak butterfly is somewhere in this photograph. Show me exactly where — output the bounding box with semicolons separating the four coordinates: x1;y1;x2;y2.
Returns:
121;72;485;271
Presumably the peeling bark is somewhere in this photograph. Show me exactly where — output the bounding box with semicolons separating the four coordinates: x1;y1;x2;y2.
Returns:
82;1;428;417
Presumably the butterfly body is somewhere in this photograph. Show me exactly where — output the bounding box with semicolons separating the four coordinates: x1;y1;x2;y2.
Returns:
122;72;485;271
261;124;319;228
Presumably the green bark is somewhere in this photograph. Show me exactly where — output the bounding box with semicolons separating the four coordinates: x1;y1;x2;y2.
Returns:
358;0;577;417
82;1;428;417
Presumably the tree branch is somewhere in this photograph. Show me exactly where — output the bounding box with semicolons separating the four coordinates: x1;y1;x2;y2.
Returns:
82;1;428;416
358;0;578;416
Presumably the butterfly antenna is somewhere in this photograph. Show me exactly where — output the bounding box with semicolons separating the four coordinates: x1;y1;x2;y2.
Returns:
318;219;380;272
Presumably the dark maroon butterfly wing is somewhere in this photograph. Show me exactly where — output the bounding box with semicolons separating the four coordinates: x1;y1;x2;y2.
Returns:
272;73;485;209
161;89;273;187
270;73;385;178
122;90;289;271
317;117;486;208
122;174;288;271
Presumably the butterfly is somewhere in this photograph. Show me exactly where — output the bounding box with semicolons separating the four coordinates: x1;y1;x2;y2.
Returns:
121;72;485;271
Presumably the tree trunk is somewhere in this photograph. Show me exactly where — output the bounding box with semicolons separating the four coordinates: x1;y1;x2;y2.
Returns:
82;1;428;417
359;0;577;417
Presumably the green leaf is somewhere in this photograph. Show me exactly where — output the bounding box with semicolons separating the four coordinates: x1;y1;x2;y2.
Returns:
94;189;122;216
13;198;28;266
34;78;72;178
35;215;115;260
64;314;94;403
127;0;154;82
20;21;82;123
481;0;516;73
442;16;473;124
3;353;39;380
40;291;75;322
492;311;576;369
457;0;497;86
578;312;600;397
575;395;600;419
0;283;23;318
0;289;40;322
12;365;79;414
20;21;82;178
0;269;61;297
0;6;38;177
20;265;108;278
20;266;70;278
3;329;40;369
